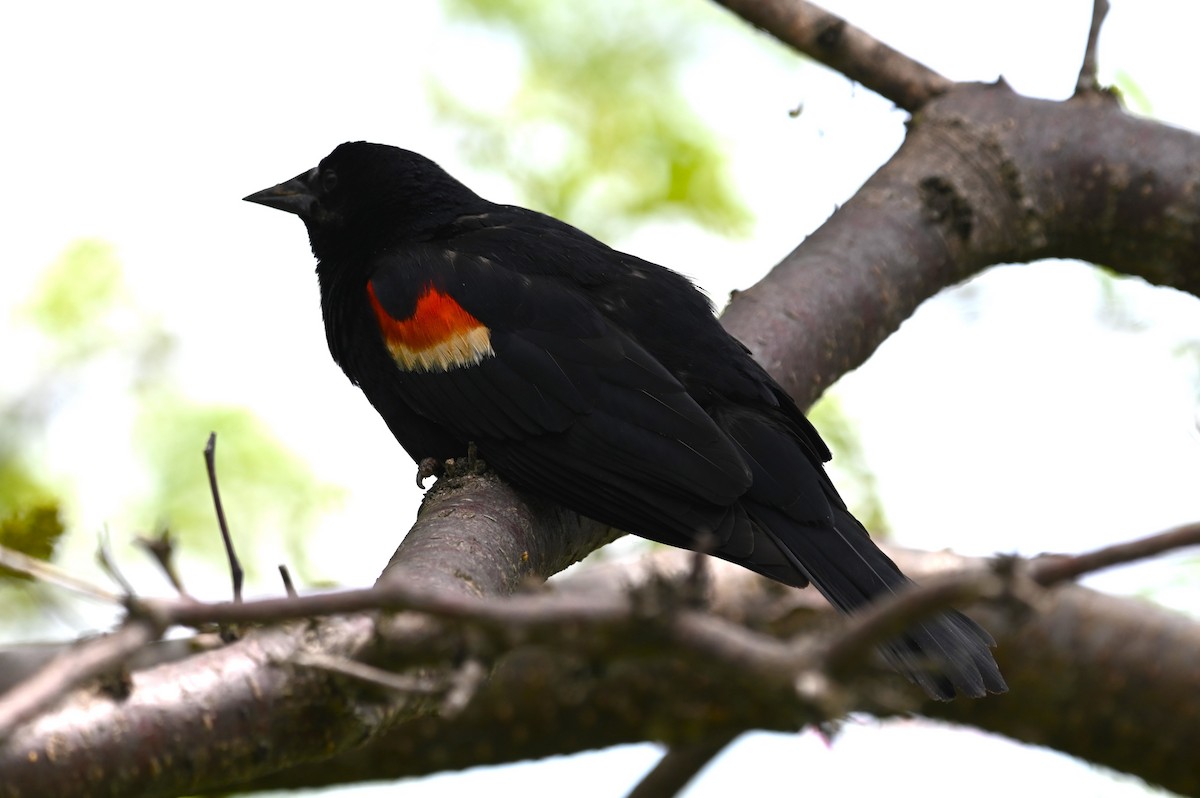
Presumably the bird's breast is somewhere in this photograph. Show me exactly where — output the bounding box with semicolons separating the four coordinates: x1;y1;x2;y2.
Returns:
367;282;494;372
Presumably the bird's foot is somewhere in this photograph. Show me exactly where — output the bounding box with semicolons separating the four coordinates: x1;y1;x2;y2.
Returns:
442;442;488;479
415;457;444;489
466;441;486;474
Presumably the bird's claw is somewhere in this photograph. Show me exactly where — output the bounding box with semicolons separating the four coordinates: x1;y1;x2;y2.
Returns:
415;457;443;489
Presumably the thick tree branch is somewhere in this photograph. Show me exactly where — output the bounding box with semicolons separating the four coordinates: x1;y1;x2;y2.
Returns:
926;585;1200;797
721;81;1200;406
0;621;160;741
4;521;1199;796
219;549;1200;798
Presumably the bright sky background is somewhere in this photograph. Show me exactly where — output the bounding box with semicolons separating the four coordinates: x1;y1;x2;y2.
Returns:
2;0;1198;795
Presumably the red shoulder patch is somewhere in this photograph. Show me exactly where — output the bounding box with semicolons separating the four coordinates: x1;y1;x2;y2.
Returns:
368;282;494;372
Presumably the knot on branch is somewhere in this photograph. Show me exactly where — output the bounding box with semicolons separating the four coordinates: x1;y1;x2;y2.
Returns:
919;175;975;241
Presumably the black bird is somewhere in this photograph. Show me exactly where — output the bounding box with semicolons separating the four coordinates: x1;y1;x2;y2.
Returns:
245;141;1005;700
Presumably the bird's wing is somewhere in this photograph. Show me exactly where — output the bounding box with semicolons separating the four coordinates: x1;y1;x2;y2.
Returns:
365;243;753;542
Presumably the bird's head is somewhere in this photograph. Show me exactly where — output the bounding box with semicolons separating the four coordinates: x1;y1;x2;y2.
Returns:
244;141;481;260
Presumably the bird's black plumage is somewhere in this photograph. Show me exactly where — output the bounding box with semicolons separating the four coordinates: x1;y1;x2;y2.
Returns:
245;141;1006;700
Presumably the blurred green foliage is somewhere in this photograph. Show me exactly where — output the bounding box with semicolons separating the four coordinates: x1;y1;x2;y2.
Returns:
23;240;126;343
1112;69;1153;117
809;394;890;538
0;506;64;582
0;241;339;597
436;0;752;238
134;395;341;575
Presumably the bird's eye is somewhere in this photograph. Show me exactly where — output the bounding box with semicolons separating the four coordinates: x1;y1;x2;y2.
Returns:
320;169;338;194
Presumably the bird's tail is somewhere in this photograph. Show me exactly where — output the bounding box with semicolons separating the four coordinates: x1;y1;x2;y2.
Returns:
745;501;1006;700
707;405;1004;699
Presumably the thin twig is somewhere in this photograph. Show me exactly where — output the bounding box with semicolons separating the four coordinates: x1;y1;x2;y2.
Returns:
96;527;136;598
204;432;243;603
293;652;442;694
0;543;121;603
626;734;739;798
1030;521;1200;586
118;516;1200;638
136;529;189;598
279;564;298;598
713;0;952;111
1075;0;1110;95
139;577;625;631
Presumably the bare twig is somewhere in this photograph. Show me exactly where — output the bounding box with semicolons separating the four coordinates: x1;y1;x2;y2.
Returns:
204;432;243;603
1030;521;1200;586
136;529;189;598
279;564;298;598
26;516;1188;653
136;577;623;631
626;734;740;798
712;0;951;111
0;543;120;603
293;652;442;694
1075;0;1110;95
96;528;136;598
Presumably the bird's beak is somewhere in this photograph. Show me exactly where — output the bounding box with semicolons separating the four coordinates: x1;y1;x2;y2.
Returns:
243;168;318;217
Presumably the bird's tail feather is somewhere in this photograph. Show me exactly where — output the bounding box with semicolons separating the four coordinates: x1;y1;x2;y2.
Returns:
743;503;1006;700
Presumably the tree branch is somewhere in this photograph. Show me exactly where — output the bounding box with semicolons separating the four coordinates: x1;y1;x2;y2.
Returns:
1030;521;1200;586
4;517;1199;796
218;549;1200;797
712;0;952;110
626;734;740;798
721;81;1200;407
203;432;243;604
925;584;1200;796
0;621;161;741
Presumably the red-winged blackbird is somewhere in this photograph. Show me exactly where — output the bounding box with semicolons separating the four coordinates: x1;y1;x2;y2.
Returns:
245;141;1005;700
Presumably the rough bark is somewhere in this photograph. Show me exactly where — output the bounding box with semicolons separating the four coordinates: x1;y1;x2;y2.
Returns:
722;83;1200;407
